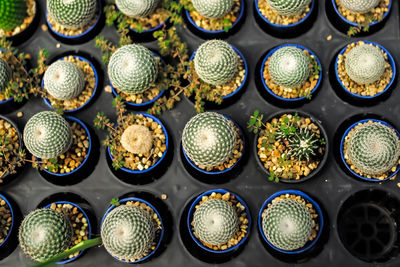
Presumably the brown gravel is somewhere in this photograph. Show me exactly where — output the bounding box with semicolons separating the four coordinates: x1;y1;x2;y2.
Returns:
0;197;12;244
335;0;389;25
0;0;36;37
214;56;245;97
258;0;310;25
0;119;20;181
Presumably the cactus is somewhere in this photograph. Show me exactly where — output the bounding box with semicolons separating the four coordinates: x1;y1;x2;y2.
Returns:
288;127;320;162
346;122;400;176
120;125;153;155
101;205;156;261
339;0;380;14
0;58;12;91
182;112;236;168
344;44;385;85
192;0;234;19
194;40;238;86
268;46;310;88
19;209;73;262
262;198;313;251
193;198;239;246
266;0;311;16
108;44;158;95
23;111;73;159
43;60;85;101
47;0;97;30
0;0;27;32
115;0;160;18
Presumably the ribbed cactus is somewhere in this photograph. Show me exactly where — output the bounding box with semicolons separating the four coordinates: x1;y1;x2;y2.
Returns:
344;44;385;85
115;0;160;18
0;0;27;32
194;40;238;86
193;198;239;246
19;209;73;262
192;0;234;19
23;111;73;159
101;205;156;261
339;0;380;14
0;58;12;90
346;122;400;176
268;46;310;88
266;0;311;16
43;61;85;101
182;112;236;168
47;0;97;30
108;44;158;95
288;128;320;162
262;198;313;251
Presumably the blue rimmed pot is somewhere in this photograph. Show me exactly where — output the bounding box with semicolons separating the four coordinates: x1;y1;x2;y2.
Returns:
129;17;169;43
0;193;21;260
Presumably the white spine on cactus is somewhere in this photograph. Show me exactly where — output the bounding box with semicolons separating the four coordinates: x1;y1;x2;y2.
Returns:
339;0;380;14
192;0;234;19
0;58;12;90
266;0;311;16
115;0;160;18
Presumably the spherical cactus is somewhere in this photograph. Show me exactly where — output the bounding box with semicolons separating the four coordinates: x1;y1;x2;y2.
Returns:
43;61;85;101
192;0;234;19
0;0;27;32
101;205;156;261
288;128;319;162
120;125;153;155
194;40;238;86
23;111;73;159
344;44;385;85
346;122;400;176
19;209;73;262
0;58;12;90
339;0;380;14
268;46;310;88
193;198;239;246
262;198;313;251
182;112;236;168
47;0;97;30
108;44;158;95
266;0;311;16
115;0;160;18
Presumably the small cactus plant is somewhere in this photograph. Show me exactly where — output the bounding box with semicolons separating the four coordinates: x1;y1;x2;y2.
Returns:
182;112;237;168
23;111;73;159
266;0;311;16
115;0;160;18
192;0;234;19
108;44;158;95
339;0;380;14
0;0;27;32
194;40;238;86
120;125;153;155
19;209;73;262
0;58;12;90
43;60;85;101
288;127;320;162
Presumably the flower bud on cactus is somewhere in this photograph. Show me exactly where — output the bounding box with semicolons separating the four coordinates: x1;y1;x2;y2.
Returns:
0;58;12;90
192;0;234;19
115;0;160;18
339;0;380;14
0;0;27;32
266;0;311;16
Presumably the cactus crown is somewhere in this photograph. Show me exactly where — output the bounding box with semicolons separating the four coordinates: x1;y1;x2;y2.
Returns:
120;125;153;155
108;44;158;95
268;46;310;88
262;198;313;251
192;0;234;19
0;57;12;91
344;44;386;85
339;0;380;14
288;127;320;162
0;0;27;32
19;209;73;262
346;122;400;176
266;0;311;16
23;111;73;159
194;40;238;86
182;112;236;168
115;0;160;18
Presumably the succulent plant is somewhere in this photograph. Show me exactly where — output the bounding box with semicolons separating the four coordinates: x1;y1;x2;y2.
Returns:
193;198;239;246
23;111;73;159
101;205;156;261
182;112;237;168
115;0;160;18
0;0;27;32
47;0;97;30
288;127;320;162
346;122;400;176
192;0;234;19
120;125;153;155
19;209;73;262
0;58;12;90
262;198;313;251
344;44;385;85
339;0;380;14
266;0;311;16
268;46;310;88
108;44;158;95
43;60;85;101
194;40;238;86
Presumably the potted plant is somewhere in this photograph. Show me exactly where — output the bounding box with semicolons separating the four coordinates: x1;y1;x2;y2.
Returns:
0;193;19;260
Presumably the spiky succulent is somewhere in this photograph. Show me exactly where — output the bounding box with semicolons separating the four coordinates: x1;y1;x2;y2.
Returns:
345;121;400;176
344;44;385;85
266;0;311;16
0;58;12;90
182;112;237;168
192;0;234;19
19;209;73;262
23;111;73;159
193;198;239;246
101;205;156;261
108;44;158;95
47;0;97;30
339;0;380;14
0;0;27;32
268;46;310;88
194;40;238;86
262;198;313;251
288;127;320;162
115;0;160;18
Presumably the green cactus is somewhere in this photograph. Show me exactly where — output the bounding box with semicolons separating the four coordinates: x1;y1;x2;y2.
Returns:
43;60;85;101
266;0;311;16
193;198;239;246
288;127;320;162
101;205;156;261
115;0;160;18
47;0;97;30
0;58;12;91
194;40;238;86
344;44;385;85
346;122;400;176
268;46;310;88
339;0;380;14
23;111;73;159
262;198;313;251
192;0;234;19
108;44;158;95
0;0;27;32
182;112;237;168
19;209;73;262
